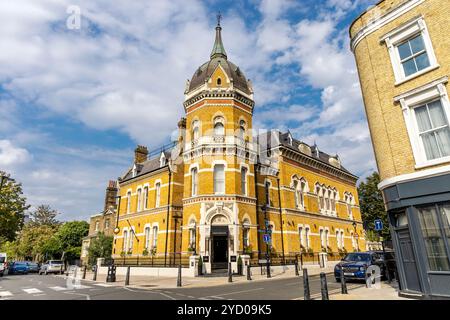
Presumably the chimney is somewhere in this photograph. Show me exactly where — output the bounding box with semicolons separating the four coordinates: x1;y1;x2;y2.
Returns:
134;145;148;163
104;180;118;212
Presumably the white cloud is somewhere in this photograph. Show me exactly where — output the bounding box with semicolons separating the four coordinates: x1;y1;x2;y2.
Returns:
0;139;31;167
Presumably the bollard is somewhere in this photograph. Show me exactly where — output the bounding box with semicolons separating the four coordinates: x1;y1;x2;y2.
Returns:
340;265;348;294
125;266;130;286
228;262;233;283
177;264;182;287
385;263;392;283
247;265;252;281
303;268;310;300
364;266;369;288
320;272;329;300
82;265;87;280
295;261;299;276
92;265;97;281
106;264;116;283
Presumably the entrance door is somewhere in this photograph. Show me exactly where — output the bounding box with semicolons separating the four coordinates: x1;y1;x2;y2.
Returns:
397;228;421;292
212;236;228;269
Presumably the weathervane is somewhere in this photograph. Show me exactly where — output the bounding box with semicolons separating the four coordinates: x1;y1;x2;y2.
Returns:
217;11;222;26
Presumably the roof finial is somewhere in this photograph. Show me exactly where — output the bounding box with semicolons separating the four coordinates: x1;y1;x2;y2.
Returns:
217;11;222;27
210;12;227;60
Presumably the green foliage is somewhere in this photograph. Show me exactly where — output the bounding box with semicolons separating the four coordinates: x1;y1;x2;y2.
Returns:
358;172;391;240
87;232;113;266
0;171;30;241
54;221;89;261
0;239;18;260
142;248;149;256
198;255;203;267
15;224;58;261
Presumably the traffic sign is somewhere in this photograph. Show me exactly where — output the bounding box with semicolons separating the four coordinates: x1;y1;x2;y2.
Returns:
263;234;271;243
374;219;383;231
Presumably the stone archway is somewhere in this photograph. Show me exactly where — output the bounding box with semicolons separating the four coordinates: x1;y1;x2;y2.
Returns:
205;207;233;270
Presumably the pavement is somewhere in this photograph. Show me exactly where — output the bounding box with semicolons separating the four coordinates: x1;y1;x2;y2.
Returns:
329;280;410;300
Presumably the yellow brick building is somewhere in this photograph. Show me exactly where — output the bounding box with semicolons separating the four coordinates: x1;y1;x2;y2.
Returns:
111;20;365;272
350;0;450;298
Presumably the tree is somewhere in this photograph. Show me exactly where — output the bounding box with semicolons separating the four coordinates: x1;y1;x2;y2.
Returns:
0;171;29;241
15;224;58;261
87;232;113;266
29;204;60;227
358;172;390;240
54;221;89;261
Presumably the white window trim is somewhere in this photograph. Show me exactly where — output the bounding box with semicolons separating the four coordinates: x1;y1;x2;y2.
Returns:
213;161;227;195
395;77;450;168
382;16;439;85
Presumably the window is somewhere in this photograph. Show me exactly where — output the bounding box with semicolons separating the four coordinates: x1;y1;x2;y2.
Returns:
145;227;151;249
160;153;166;167
417;204;450;271
299;227;304;248
95;221;99;231
143;186;148;209
126;191;131;213
155;183;161;207
382;17;438;83
305;227;310;249
326;190;331;211
152;226;158;248
129;230;133;252
214;122;224;136
214;164;225;194
345;193;353;219
189;227;196;248
396;79;450;167
123;231;128;252
325;229;329;248
414;100;450;161
192;120;199;140
217;77;222;86
331;191;337;213
293;179;306;209
191;167;198;196
336;231;340;248
105;219;110;230
299;181;306;208
317;185;325;211
243;227;249;248
137;188;142;212
239;120;246;140
397;34;430;77
293;180;299;207
320;229;325;248
241;167;247;196
340;231;345;249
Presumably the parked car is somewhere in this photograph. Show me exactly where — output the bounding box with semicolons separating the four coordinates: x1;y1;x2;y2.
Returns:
39;260;64;275
26;262;40;273
334;251;389;282
0;253;7;277
9;261;29;275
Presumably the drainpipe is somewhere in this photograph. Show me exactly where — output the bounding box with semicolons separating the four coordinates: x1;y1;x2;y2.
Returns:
164;167;172;267
277;177;285;264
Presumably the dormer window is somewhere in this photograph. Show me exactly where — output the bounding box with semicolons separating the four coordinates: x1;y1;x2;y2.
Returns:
217;77;222;86
160;153;166;167
287;133;293;145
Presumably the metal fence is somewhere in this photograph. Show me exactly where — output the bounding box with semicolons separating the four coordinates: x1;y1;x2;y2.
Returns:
249;252;347;267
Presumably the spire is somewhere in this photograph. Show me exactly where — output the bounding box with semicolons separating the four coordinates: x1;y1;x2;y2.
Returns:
210;12;227;60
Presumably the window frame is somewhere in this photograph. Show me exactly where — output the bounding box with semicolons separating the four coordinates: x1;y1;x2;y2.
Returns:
191;167;198;196
382;16;438;85
396;78;450;168
213;164;225;194
240;166;248;196
155;182;161;207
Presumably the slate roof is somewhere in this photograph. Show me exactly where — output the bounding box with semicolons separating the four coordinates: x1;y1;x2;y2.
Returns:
119;150;171;182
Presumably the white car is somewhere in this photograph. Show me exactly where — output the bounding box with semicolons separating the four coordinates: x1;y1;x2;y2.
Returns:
0;253;7;277
39;260;64;275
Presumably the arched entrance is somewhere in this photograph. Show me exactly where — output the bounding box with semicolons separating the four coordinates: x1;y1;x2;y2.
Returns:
210;214;229;270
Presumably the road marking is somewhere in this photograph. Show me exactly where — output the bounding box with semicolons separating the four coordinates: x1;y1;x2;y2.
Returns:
124;287;177;300
49;286;68;291
71;284;92;289
93;283;114;287
23;288;43;294
63;291;91;300
199;287;264;299
0;291;13;298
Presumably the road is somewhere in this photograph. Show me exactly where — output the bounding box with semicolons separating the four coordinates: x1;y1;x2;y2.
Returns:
0;272;365;300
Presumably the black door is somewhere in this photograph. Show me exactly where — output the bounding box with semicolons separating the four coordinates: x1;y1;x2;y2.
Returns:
212;236;228;269
397;228;421;292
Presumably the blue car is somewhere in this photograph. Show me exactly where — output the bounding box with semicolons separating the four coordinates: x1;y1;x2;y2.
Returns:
334;251;387;282
26;262;40;273
9;261;29;275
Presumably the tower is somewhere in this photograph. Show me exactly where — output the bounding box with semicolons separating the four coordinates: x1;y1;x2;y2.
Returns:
181;18;257;271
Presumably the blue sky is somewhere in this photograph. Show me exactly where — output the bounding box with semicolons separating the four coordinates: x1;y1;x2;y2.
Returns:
0;0;378;221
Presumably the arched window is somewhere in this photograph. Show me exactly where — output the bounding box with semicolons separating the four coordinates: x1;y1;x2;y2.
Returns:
243;221;250;248
320;229;325;248
192;120;199;140
126;191;131;213
326;189;331;211
345;193;353;219
189;223;196;250
143;186;148;209
123;231;128;252
340;231;345;249
299;226;304;249
239;120;246;140
317;185;324;211
137;188;142;212
191;167;198;196
155;183;161;207
145;227;151;249
336;230;340;248
293;180;299;208
214;122;224;136
331;190;337;213
305;227;310;249
152;226;158;248
214;164;225;194
241;167;248;196
217;77;222;86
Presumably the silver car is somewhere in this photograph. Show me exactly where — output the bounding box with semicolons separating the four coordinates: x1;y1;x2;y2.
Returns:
39;260;64;275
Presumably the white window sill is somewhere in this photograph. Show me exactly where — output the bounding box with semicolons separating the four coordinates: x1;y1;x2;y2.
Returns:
395;64;440;86
415;156;450;169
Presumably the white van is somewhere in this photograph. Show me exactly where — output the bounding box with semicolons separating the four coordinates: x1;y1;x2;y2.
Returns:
0;253;7;277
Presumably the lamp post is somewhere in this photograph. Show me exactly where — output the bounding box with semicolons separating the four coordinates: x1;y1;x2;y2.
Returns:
263;204;271;278
352;221;359;251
